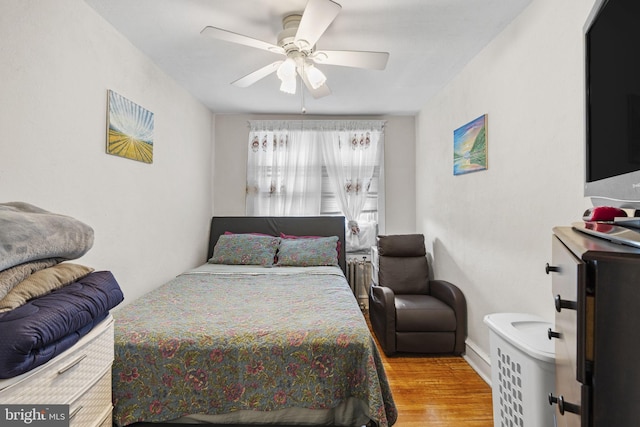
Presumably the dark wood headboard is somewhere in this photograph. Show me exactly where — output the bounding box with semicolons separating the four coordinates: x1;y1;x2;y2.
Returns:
208;216;347;274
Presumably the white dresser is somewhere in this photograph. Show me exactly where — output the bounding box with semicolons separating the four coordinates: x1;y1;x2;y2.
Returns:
0;315;114;427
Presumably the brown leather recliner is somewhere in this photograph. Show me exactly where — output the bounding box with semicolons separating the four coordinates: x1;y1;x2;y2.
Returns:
369;234;467;356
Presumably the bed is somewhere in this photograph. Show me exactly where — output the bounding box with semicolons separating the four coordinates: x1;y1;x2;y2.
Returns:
111;216;397;427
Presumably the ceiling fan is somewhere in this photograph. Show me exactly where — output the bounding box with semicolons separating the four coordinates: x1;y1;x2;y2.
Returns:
200;0;389;99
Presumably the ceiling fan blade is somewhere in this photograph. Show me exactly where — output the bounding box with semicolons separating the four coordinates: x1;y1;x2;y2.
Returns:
295;0;342;50
312;50;389;70
298;67;331;99
232;61;283;88
201;26;285;55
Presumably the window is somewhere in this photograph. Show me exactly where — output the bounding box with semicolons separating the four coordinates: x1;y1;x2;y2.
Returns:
320;164;381;224
246;120;384;252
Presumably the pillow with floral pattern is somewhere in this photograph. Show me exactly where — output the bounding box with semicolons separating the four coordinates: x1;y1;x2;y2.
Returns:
209;234;280;266
276;236;339;267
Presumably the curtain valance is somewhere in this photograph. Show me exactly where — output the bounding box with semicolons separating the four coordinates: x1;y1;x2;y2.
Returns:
248;119;385;132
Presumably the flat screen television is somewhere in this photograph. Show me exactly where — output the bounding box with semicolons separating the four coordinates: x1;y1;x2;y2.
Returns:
584;0;640;209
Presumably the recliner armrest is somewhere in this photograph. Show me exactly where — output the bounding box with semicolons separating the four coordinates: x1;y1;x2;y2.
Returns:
370;284;395;309
369;284;397;355
430;280;464;310
430;280;467;354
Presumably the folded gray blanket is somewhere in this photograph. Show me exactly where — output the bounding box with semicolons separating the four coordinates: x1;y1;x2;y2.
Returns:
0;202;94;272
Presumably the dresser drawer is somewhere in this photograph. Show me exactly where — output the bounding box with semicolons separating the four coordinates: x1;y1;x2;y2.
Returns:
0;315;114;403
550;236;583;427
98;408;113;427
69;370;113;427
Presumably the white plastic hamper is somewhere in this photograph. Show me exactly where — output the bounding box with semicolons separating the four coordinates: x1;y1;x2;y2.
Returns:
484;313;556;427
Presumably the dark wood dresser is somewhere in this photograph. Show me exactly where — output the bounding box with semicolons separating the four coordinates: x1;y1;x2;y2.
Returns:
548;226;640;426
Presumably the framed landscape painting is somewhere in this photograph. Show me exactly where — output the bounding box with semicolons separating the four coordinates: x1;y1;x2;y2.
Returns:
107;90;154;164
453;114;487;175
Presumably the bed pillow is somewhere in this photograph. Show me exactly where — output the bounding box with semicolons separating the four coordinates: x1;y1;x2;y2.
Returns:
280;232;342;257
224;231;273;237
276;236;340;267
209;234;280;266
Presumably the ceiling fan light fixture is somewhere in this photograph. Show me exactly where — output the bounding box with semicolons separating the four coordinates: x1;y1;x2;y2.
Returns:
277;57;298;94
277;57;297;79
279;76;297;94
305;63;327;89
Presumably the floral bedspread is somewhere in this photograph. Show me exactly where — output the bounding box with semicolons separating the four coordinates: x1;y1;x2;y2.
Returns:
112;266;397;426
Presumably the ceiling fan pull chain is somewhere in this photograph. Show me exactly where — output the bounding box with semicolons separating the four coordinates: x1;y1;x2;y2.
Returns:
300;69;307;114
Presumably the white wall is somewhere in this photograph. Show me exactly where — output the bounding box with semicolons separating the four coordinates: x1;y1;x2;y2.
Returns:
0;0;214;304
417;0;595;380
213;114;416;234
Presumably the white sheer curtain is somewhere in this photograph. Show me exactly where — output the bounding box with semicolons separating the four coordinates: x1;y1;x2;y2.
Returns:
246;120;384;252
246;121;322;216
317;121;383;250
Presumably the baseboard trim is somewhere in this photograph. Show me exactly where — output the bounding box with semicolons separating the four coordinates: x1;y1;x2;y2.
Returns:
463;339;492;386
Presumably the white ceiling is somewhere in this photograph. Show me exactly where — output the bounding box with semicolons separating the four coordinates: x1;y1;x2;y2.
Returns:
84;0;532;116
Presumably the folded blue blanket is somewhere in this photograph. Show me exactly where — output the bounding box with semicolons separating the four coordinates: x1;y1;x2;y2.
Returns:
0;271;124;379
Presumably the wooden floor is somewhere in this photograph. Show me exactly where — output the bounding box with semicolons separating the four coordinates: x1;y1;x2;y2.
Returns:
368;313;494;427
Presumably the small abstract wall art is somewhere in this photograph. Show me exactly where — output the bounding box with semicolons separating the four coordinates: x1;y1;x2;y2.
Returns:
107;90;154;164
453;114;487;175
